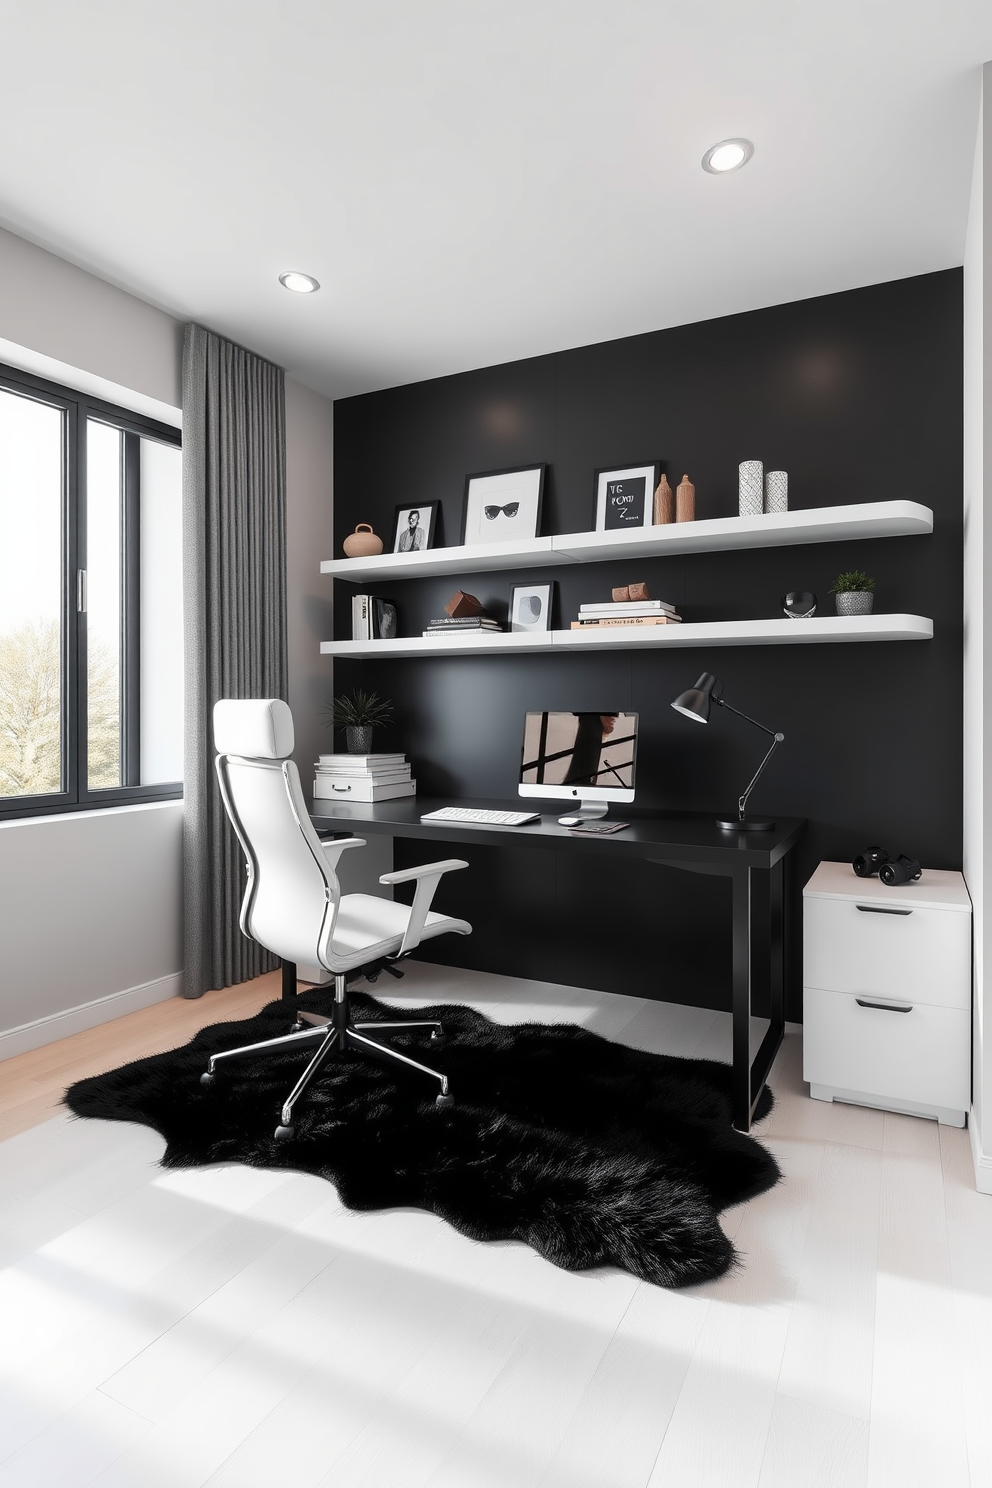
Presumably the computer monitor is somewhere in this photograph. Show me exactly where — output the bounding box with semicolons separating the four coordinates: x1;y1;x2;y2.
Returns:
518;711;637;824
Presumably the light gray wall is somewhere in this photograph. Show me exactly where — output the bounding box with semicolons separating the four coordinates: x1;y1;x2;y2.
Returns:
0;803;184;1055
964;62;992;1191
0;224;182;409
0;229;342;1051
285;376;335;780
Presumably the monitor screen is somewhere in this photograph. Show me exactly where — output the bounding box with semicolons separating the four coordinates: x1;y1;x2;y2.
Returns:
519;711;638;796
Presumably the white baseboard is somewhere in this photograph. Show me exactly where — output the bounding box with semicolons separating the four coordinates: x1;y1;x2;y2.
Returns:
0;972;184;1061
969;1105;992;1194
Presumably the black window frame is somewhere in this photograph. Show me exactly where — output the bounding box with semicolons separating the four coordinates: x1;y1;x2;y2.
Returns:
0;360;183;821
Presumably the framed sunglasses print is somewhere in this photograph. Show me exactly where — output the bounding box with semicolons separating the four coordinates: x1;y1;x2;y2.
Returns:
593;463;660;532
461;465;545;546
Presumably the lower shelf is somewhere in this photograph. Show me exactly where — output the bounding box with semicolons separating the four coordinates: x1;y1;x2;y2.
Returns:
320;614;934;659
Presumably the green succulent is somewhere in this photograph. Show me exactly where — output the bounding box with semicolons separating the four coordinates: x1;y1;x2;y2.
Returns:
325;690;394;730
829;569;875;595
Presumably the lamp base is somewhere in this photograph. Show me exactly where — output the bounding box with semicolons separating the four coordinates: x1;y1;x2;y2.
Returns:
716;814;776;832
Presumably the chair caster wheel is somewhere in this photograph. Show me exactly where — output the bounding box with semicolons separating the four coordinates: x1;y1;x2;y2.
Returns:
435;1092;453;1109
430;1031;446;1048
290;1022;305;1034
274;1124;295;1142
199;1071;215;1087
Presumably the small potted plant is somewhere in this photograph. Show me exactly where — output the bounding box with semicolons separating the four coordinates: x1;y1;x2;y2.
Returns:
327;689;394;754
829;569;875;617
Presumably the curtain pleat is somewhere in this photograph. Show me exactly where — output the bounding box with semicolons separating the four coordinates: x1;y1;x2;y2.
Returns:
182;325;288;997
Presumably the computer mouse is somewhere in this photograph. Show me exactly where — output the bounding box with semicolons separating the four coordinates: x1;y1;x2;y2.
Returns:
558;815;583;826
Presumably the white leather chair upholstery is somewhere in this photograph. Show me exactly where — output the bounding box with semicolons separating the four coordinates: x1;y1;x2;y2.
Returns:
202;699;472;1139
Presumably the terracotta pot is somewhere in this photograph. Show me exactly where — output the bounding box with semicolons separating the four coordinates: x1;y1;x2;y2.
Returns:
343;524;384;558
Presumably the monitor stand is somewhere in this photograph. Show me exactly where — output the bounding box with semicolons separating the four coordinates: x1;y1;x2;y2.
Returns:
557;800;609;826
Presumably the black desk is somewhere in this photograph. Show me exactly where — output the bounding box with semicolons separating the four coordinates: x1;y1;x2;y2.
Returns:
311;798;806;1131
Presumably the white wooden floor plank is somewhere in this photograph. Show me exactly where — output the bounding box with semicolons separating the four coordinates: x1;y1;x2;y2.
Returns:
0;1389;149;1488
867;1113;971;1488
757;1396;868;1488
774;1139;881;1420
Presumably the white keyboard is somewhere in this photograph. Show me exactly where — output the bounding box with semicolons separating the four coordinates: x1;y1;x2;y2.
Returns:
420;807;541;827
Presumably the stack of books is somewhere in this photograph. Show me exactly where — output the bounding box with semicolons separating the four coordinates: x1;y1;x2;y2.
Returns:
571;598;682;629
421;615;503;638
352;595;398;640
313;753;416;802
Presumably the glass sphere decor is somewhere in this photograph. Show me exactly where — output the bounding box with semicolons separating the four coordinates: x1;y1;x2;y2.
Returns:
781;591;817;619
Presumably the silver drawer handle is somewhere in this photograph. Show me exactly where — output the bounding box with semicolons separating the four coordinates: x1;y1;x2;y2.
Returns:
856;997;913;1013
331;784;352;792
856;904;912;916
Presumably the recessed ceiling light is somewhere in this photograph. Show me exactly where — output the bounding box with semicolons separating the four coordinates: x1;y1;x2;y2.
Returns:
701;138;754;174
279;271;320;294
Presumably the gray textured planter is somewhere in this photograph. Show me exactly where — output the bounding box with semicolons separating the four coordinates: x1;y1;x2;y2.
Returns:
834;591;874;616
346;725;373;754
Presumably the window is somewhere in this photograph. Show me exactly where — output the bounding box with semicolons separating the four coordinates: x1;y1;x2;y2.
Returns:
0;362;182;818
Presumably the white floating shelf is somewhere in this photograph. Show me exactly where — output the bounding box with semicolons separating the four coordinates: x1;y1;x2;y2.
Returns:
320;535;566;581
320;500;932;582
320;614;934;659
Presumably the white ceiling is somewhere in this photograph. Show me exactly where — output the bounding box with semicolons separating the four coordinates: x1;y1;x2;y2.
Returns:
1;1;990;402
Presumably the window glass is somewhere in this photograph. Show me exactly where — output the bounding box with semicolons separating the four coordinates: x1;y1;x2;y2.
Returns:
0;387;64;799
139;437;183;784
86;419;123;790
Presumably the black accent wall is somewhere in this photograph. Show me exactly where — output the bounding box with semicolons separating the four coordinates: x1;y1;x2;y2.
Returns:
332;271;963;1018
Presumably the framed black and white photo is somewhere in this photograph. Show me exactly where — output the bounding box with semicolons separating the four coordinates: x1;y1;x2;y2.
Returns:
593;464;660;532
509;580;555;633
391;501;439;554
462;465;545;546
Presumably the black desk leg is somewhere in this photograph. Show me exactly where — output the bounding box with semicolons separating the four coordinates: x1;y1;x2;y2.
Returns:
282;960;297;1002
731;867;753;1131
732;862;787;1132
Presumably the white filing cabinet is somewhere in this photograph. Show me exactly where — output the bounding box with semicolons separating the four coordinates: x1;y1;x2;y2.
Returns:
802;860;972;1126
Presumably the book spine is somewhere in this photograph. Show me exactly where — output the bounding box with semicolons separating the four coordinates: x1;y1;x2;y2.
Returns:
426;618;501;628
578;603;676;615
351;594;371;640
571;616;682;628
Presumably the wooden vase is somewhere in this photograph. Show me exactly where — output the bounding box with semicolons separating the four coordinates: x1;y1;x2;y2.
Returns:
653;474;674;524
676;474;695;523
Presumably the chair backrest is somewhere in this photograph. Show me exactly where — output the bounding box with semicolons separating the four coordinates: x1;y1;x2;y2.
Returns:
213;699;339;967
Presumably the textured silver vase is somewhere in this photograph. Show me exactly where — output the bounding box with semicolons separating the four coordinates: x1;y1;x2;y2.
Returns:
739;460;763;517
764;470;788;514
834;592;873;616
346;725;373;753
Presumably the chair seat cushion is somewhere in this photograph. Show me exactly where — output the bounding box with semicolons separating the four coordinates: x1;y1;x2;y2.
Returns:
328;893;470;970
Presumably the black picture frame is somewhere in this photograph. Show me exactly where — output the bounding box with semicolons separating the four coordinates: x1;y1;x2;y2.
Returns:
391;501;440;554
593;463;660;532
461;464;546;546
509;580;556;633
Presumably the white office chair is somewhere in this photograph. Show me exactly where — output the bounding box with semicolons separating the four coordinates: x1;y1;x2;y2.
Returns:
200;698;472;1140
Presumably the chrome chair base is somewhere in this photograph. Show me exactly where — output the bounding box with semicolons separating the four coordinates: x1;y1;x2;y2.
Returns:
200;971;451;1140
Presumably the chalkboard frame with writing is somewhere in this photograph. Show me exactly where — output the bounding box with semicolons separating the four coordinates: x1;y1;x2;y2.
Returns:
593;463;661;532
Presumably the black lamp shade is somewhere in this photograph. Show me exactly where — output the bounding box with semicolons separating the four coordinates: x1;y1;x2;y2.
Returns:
671;672;720;723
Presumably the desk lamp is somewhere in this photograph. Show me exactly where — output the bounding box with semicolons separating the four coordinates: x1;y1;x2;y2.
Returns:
671;672;785;831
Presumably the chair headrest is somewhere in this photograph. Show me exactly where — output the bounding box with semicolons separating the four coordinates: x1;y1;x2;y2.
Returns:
213;699;295;760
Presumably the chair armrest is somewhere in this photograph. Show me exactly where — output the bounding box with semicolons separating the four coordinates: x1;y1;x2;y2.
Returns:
379;859;468;954
320;836;366;872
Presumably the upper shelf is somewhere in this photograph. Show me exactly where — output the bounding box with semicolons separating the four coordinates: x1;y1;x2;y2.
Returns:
320;614;934;659
319;500;933;582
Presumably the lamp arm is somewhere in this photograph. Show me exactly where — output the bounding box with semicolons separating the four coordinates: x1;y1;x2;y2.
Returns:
715;697;779;739
737;733;786;820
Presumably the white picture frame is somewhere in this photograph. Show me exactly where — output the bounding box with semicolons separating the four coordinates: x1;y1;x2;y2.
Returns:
462;465;545;546
593;464;660;532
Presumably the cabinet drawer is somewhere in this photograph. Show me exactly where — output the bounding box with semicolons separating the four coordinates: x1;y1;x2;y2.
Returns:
803;986;970;1111
804;897;970;1009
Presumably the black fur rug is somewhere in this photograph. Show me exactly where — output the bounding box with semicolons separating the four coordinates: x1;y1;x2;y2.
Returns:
64;990;780;1289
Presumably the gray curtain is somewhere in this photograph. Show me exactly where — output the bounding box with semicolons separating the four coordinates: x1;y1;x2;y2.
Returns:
182;324;288;997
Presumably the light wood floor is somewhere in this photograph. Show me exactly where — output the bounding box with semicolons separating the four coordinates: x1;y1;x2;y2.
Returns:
1;962;990;1488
